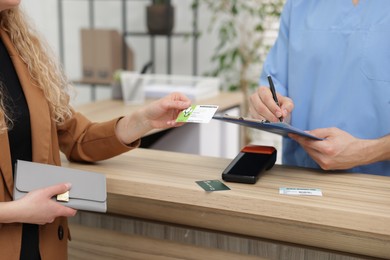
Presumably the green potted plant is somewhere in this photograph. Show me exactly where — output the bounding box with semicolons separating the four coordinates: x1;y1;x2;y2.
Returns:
194;0;284;143
146;0;175;35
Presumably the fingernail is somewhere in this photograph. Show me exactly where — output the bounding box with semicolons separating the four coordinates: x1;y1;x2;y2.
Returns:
276;111;282;118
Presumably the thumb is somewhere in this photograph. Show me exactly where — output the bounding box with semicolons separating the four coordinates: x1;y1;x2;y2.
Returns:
42;183;72;198
307;128;330;139
169;100;191;111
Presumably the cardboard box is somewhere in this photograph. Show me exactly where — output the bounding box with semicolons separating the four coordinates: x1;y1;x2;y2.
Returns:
80;29;95;81
80;29;134;84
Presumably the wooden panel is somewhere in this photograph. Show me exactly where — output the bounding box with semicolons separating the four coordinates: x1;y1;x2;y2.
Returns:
68;224;264;260
69;211;373;260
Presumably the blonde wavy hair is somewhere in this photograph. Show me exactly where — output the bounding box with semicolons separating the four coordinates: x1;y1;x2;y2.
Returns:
0;7;72;131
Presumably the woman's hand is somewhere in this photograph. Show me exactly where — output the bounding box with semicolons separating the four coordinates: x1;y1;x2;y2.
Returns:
3;183;77;225
137;92;192;129
115;92;191;144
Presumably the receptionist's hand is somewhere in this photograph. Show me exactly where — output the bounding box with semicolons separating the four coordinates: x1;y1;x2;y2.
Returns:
289;127;375;171
249;86;294;123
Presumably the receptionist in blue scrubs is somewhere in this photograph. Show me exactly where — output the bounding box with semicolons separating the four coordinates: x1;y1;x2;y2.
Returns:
249;0;390;175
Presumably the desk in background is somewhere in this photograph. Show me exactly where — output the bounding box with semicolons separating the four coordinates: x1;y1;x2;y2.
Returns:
63;149;390;260
75;91;244;158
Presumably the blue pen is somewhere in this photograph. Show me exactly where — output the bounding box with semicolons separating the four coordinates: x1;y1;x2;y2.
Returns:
267;75;283;122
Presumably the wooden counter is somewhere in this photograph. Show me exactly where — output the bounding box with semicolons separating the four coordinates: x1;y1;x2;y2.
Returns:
62;149;390;259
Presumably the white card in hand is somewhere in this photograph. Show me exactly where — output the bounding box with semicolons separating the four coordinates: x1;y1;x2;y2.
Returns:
176;105;219;123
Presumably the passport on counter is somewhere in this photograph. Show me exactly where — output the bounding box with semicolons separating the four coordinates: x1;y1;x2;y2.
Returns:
213;115;323;140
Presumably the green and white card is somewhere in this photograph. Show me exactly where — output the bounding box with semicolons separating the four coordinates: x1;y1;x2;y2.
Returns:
176;105;219;123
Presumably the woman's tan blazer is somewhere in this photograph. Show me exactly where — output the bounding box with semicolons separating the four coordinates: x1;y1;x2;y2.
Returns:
0;29;139;259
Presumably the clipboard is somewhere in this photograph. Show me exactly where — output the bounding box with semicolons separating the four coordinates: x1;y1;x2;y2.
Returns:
212;115;323;140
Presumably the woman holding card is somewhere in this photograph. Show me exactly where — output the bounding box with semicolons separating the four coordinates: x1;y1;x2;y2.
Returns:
0;1;191;259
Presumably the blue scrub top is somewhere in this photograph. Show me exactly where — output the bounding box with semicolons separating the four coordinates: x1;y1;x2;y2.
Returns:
260;0;390;175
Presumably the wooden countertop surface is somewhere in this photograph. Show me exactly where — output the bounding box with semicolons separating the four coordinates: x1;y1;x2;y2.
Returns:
61;149;390;259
